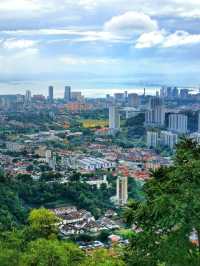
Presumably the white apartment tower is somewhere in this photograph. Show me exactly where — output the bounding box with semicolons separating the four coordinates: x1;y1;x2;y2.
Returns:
198;112;200;133
168;114;188;134
109;105;120;133
128;93;139;107
116;176;128;206
145;97;165;126
147;131;159;148
160;131;178;150
25;90;31;104
145;106;165;126
64;86;71;103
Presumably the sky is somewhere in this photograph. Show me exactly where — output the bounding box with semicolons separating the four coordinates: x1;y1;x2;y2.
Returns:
0;0;200;87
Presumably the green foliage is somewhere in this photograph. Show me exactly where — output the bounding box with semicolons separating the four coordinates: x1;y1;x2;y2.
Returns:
128;178;144;201
40;171;62;181
125;113;145;128
124;137;200;266
0;173;27;230
0;209;124;266
20;239;85;266
0;231;85;266
0;171;115;230
81;248;125;266
28;208;60;239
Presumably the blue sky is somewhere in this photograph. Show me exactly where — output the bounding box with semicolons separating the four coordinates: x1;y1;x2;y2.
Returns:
0;0;200;86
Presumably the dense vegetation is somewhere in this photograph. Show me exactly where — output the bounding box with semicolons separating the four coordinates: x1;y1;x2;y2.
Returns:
0;173;114;230
0;208;125;266
1;138;200;265
124;138;200;265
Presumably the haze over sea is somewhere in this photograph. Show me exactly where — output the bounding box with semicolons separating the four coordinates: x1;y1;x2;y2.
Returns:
0;80;163;98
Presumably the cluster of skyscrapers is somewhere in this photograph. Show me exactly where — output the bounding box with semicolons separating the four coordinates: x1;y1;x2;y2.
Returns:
146;86;200;150
160;86;189;99
48;86;71;103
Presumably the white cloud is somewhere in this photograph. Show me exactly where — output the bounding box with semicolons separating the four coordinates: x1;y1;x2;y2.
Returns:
2;28;130;44
1;0;200;21
65;0;200;19
135;30;200;48
0;0;40;12
60;55;118;65
0;47;39;75
163;31;200;47
104;11;158;35
135;31;165;48
3;39;38;49
0;0;60;19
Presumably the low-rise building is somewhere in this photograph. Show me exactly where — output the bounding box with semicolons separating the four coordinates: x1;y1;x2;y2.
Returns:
6;142;25;152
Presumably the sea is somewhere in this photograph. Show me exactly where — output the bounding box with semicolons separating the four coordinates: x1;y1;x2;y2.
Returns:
0;80;198;98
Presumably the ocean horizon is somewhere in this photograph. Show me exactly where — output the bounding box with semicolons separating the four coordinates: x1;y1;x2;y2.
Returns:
0;79;197;98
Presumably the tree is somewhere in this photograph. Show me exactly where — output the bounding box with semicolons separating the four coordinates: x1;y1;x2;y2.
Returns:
124;138;200;266
125;113;145;127
28;208;60;239
0;168;5;183
20;239;85;266
0;248;20;266
82;249;125;266
69;171;82;182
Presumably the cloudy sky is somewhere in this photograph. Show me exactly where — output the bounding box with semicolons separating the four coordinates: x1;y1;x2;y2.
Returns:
0;0;200;86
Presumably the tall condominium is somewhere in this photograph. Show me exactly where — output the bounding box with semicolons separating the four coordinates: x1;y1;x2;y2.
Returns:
145;96;165;126
172;87;179;98
149;96;163;109
147;131;159;148
145;106;165;126
48;86;54;103
160;131;178;150
198;112;200;133
25;90;31;104
168;114;188;134
64;86;71;103
160;87;179;99
180;89;189;99
109;105;120;133
114;93;124;103
116;176;128;206
128;93;139;108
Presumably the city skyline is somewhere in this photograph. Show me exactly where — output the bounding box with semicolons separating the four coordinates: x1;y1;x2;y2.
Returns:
0;0;200;87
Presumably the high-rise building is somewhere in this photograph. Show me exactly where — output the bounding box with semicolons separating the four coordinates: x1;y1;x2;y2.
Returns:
25;90;31;104
160;131;178;149
145;96;165;126
172;87;179;98
64;86;71;103
180;89;189;99
48;86;54;103
160;87;178;99
190;132;200;144
114;93;124;103
168;114;188;134
147;131;159;148
109;105;120;134
160;87;165;98
128;93;139;107
167;87;172;98
124;91;128;102
198;112;200;133
45;150;52;164
116;176;128;206
149;97;163;109
145;106;165;126
71;91;83;102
